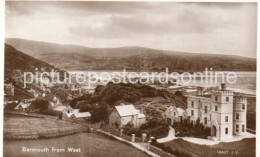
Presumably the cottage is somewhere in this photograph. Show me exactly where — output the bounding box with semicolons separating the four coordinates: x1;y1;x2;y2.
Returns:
71;112;91;121
164;105;187;125
109;104;146;128
14;102;31;112
53;105;67;112
61;107;84;120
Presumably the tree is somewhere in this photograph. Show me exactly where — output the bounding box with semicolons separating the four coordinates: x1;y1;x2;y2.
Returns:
31;99;50;111
91;102;109;123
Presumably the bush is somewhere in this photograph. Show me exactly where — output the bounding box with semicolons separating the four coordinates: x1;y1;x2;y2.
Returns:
173;120;211;139
151;139;192;157
31;99;50;111
41;110;61;116
91;102;109;123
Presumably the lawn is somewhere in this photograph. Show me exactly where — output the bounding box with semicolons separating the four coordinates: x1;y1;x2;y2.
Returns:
164;138;255;157
4;116;87;140
4;133;149;157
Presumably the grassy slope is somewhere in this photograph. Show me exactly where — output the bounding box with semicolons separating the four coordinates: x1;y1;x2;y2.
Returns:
4;133;149;157
164;138;255;157
4;44;68;100
4;116;86;139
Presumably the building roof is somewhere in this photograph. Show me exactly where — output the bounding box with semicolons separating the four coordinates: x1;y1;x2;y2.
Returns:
73;109;80;113
53;105;67;112
137;113;146;118
115;105;139;117
49;102;55;107
176;107;185;116
64;112;73;118
14;103;31;109
73;112;91;118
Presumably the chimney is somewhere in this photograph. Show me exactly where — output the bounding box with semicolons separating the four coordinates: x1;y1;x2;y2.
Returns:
221;83;227;90
197;86;203;96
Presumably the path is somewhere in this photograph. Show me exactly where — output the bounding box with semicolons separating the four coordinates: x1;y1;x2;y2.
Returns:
156;126;175;143
96;129;161;157
181;131;256;146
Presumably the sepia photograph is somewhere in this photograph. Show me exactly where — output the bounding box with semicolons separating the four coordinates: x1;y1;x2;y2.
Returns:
2;1;258;157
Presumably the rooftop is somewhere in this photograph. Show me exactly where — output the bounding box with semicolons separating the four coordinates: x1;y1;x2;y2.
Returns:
73;112;91;118
115;104;140;117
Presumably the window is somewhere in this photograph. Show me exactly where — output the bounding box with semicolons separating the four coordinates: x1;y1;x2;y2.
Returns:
236;113;239;120
225;128;228;134
191;110;194;116
242;104;245;110
226;97;229;102
191;101;194;108
174;112;176;116
236;125;239;132
215;106;218;112
204;117;207;125
225;116;228;122
205;106;207;113
210;114;212;120
215;96;218;101
242;125;245;132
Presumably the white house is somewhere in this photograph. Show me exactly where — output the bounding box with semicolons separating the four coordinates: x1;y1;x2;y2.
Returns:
71;112;91;121
109;104;146;128
61;106;90;121
164;105;187;125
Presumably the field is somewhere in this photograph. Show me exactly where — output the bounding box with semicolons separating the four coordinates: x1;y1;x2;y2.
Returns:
4;133;149;157
4;115;87;140
164;138;255;157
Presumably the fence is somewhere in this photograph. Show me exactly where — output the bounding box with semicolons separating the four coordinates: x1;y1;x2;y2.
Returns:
100;127;175;157
104;128;143;142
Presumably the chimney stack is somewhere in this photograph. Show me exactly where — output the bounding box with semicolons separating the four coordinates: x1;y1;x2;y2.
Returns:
221;83;227;90
197;86;203;96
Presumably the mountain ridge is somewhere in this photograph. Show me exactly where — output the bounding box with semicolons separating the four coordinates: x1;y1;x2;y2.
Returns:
5;38;256;71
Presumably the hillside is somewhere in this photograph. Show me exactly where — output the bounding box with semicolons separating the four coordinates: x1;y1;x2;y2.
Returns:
4;44;66;100
5;44;54;75
6;38;256;71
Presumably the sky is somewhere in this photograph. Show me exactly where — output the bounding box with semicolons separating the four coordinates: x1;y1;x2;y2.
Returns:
5;2;257;58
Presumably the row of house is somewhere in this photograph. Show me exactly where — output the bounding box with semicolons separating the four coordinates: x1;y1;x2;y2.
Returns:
12;93;91;122
44;93;91;122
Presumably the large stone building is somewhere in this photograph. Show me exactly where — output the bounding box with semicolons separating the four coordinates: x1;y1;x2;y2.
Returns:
186;83;247;141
